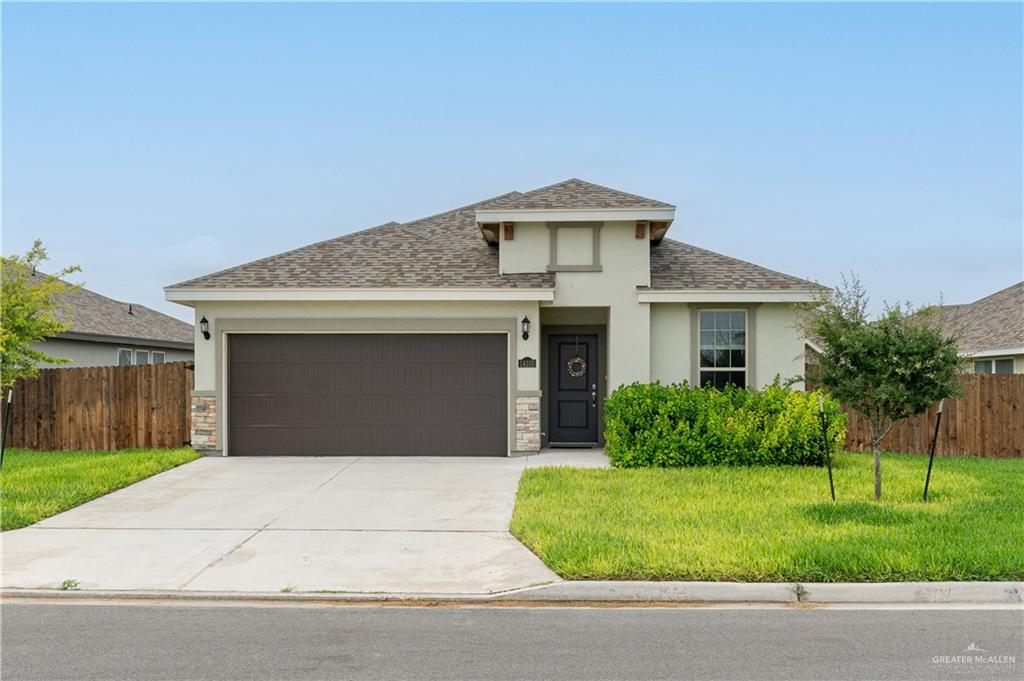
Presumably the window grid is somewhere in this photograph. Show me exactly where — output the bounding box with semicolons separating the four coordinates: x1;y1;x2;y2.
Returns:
698;310;747;389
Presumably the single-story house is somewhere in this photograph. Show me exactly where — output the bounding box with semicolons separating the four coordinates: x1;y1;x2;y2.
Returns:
166;179;820;457
935;281;1023;374
30;271;194;368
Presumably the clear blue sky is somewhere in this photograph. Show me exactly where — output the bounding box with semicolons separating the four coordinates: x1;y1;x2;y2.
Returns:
4;2;1021;322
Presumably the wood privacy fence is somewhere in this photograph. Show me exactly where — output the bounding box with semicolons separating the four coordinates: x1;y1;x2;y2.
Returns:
1;362;193;451
844;374;1024;458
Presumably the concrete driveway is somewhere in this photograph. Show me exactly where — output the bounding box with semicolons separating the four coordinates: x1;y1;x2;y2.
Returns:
1;452;607;595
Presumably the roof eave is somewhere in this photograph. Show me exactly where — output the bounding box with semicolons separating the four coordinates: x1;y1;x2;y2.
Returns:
637;289;819;303
475;207;676;224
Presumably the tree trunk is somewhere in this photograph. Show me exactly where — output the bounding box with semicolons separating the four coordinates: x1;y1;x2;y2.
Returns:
873;443;882;501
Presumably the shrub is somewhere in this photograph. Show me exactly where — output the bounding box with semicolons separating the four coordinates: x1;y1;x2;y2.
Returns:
603;382;846;467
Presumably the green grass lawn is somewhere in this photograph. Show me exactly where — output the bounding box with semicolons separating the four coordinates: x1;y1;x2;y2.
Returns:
1;448;200;531
510;452;1024;582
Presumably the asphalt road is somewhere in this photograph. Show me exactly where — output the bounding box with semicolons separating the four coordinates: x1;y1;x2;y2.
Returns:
1;602;1021;681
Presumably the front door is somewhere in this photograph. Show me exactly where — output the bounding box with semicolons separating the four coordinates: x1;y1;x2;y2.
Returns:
547;334;599;444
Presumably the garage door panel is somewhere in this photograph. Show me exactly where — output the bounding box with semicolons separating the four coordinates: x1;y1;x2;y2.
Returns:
228;334;507;456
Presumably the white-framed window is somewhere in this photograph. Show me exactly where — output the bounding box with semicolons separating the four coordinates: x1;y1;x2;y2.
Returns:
152;351;166;364
135;350;150;366
973;358;1015;375
117;348;133;366
699;310;747;389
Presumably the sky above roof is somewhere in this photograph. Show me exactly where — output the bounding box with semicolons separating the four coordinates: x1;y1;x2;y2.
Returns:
3;3;1021;322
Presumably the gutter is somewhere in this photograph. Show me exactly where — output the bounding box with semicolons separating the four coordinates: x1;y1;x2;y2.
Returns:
53;331;194;351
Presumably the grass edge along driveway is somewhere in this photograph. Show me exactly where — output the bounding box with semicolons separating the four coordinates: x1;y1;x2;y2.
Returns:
1;448;199;531
510;452;1023;582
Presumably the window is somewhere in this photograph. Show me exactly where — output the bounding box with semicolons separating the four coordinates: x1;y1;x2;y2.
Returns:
152;352;165;364
117;349;133;366
699;310;747;389
974;358;1015;375
135;350;149;366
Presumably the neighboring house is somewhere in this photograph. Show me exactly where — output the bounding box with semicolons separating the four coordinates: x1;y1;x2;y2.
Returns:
29;271;194;368
166;179;820;457
935;282;1023;374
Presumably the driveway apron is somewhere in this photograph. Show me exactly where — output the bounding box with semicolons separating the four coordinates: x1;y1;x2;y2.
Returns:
2;456;564;594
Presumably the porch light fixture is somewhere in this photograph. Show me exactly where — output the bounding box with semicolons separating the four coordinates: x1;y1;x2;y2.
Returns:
199;316;211;340
521;316;531;341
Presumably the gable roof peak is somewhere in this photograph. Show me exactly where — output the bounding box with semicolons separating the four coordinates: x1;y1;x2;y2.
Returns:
480;178;675;211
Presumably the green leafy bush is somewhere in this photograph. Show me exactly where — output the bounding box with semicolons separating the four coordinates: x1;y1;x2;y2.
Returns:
603;382;846;467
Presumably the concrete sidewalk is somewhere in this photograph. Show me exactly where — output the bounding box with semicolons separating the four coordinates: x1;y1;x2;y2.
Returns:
2;451;608;595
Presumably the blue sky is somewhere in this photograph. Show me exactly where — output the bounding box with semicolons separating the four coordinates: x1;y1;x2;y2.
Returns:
4;2;1021;322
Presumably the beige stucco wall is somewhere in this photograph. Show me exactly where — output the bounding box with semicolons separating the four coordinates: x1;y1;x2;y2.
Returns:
545;221;651;390
30;338;193;368
191;300;541;394
649;303;805;389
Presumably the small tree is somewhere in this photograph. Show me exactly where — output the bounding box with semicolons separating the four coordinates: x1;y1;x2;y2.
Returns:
1;241;80;389
804;276;963;500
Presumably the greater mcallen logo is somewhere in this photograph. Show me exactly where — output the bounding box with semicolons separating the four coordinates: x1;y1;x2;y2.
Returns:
932;642;1017;669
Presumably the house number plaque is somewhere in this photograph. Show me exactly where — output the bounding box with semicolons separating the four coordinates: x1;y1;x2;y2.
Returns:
518;357;537;368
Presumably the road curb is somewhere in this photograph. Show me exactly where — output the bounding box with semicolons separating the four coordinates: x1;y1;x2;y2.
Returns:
3;581;1020;605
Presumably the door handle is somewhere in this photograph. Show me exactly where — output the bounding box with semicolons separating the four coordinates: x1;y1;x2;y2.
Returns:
591;391;597;408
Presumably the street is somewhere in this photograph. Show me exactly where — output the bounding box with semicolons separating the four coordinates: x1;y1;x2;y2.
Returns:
1;602;1021;680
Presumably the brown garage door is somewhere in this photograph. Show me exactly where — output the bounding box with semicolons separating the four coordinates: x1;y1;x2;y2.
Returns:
228;334;508;456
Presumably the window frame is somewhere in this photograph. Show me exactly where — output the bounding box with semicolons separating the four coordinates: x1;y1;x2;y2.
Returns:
117;348;133;366
152;351;166;364
135;350;150;366
975;358;1015;375
697;308;749;389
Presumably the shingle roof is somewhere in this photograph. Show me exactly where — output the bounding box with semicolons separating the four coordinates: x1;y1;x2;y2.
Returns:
168;180;814;293
934;282;1024;352
28;271;193;345
646;239;821;291
168;194;555;289
482;178;674;210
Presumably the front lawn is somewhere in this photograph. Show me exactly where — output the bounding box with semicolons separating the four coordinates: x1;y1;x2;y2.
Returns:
1;448;199;531
510;453;1024;582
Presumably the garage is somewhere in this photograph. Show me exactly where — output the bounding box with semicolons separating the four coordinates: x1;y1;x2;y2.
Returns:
227;333;508;456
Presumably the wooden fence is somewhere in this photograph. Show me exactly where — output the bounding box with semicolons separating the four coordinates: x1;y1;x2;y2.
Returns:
844;374;1024;458
1;362;194;451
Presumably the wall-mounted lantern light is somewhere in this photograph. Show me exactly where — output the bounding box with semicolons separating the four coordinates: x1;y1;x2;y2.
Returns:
200;316;211;340
521;316;531;341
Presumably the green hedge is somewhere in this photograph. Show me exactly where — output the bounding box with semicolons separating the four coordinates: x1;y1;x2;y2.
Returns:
603;382;846;467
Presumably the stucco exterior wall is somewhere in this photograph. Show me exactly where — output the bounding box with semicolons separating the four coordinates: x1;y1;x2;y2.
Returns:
544;221;652;390
649;302;805;389
30;338;193;368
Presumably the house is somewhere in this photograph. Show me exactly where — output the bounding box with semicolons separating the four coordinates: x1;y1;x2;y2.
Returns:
165;179;820;457
30;271;194;368
935;282;1023;374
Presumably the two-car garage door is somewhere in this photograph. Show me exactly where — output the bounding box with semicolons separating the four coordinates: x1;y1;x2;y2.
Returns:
228;334;508;456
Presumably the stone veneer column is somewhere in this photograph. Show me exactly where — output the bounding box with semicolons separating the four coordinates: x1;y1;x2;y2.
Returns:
515;395;541;452
191;394;218;452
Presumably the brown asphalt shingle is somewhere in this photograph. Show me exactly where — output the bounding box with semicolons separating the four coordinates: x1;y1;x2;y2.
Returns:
169;194;554;289
482;178;674;210
168;179;815;293
28;271;193;345
647;239;821;291
934;282;1024;352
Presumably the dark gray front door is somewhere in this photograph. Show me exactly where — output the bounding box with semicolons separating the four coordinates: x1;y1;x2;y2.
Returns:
228;334;507;456
546;334;599;444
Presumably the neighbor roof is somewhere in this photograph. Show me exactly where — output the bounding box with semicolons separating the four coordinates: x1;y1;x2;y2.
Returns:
934;282;1024;353
168;179;814;292
481;178;675;210
29;271;194;346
